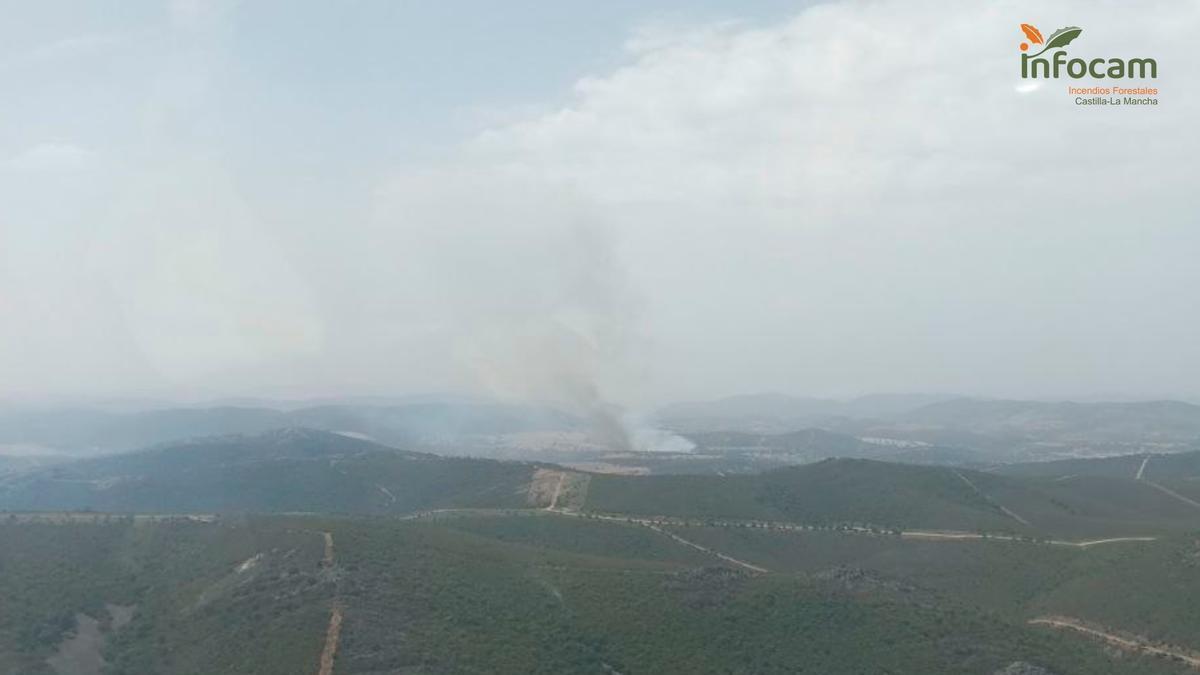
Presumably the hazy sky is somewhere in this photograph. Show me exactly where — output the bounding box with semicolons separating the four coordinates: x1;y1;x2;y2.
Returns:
1;0;1198;408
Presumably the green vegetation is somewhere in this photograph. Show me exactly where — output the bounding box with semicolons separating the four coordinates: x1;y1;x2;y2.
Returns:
999;454;1151;479
432;512;713;564
7;430;1200;673
0;517;328;675
586;459;1200;539
666;522;1200;663
2;513;1196;674
973;473;1200;537
0;429;535;515
661;526;1097;617
587;460;1025;533
1028;535;1200;647
326;515;1187;674
7;431;1200;543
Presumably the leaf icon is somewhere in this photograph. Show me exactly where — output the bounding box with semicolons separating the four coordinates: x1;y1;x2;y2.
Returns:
1043;26;1083;50
1027;26;1083;57
1020;24;1044;44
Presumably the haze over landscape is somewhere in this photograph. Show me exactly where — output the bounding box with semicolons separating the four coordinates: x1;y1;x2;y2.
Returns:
3;0;1199;413
3;2;1200;674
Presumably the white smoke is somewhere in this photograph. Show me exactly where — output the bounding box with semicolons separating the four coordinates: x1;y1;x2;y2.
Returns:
627;418;696;454
371;166;653;451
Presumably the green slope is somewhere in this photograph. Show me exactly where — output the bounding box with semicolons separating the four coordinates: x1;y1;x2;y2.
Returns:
324;515;1188;674
999;451;1200;481
0;428;535;515
3;513;1194;674
0;516;330;675
7;437;1200;542
584;458;1200;539
586;459;1028;533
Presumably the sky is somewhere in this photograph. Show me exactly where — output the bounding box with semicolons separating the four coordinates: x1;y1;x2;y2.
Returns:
1;0;1198;410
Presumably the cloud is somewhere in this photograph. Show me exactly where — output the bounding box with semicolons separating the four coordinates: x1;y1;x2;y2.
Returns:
3;142;95;173
3;0;1199;403
467;0;1195;204
7;34;125;67
369;0;1200;402
169;0;230;30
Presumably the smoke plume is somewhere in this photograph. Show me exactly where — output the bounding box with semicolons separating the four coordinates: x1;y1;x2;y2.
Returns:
373;167;643;451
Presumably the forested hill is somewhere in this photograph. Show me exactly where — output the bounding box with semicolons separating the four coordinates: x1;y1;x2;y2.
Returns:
0;428;535;514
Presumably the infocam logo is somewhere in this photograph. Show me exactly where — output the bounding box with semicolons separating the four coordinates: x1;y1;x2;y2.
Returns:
1018;24;1157;79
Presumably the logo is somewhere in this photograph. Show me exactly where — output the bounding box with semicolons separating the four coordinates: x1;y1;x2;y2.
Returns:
1018;23;1157;79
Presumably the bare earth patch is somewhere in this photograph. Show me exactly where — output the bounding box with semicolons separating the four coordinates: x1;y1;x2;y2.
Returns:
527;468;591;510
46;604;136;675
316;530;343;675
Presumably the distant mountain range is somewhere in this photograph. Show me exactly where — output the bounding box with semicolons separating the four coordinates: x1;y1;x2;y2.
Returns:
0;428;534;514
4;427;1200;540
0;402;578;456
656;394;1200;460
902;398;1200;441
654;393;956;431
3;394;1200;469
679;428;984;468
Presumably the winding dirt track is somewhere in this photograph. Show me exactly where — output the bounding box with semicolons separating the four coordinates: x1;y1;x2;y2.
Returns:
316;531;342;675
1030;616;1200;669
901;530;1158;547
317;603;343;675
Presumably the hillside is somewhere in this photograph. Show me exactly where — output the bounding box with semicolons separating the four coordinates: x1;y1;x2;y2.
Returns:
0;402;579;456
5;445;1200;673
999;450;1200;481
584;458;1200;539
656;393;953;432
0;516;331;675
655;396;1200;466
2;514;1190;675
802;399;1200;464
685;429;873;455
902;399;1200;443
0;407;290;456
683;428;984;467
0;429;536;514
583;460;1022;532
6;437;1200;541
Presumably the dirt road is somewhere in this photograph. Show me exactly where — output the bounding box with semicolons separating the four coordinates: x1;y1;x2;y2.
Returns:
1030;616;1200;669
642;522;770;573
316;531;342;675
547;471;566;510
321;531;334;568
317;603;343;675
953;469;1031;526
1144;480;1200;511
539;507;767;572
902;530;1158;547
